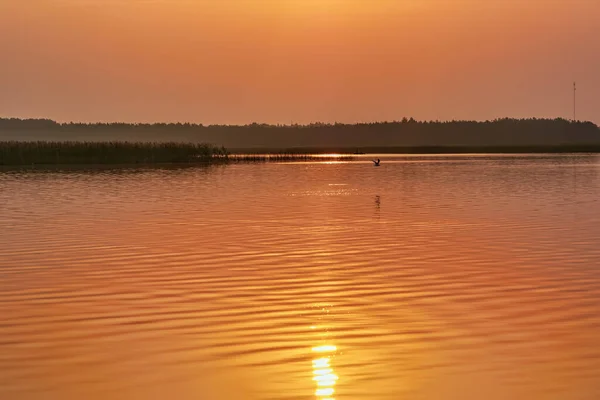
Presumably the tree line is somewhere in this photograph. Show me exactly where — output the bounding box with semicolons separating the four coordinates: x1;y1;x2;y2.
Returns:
1;117;599;149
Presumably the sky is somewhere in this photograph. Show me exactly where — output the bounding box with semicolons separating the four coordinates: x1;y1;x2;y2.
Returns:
0;0;599;125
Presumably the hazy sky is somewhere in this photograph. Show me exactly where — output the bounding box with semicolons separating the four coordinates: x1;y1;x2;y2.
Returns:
1;0;598;124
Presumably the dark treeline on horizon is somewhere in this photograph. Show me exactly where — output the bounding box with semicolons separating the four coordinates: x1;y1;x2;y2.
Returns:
1;117;599;150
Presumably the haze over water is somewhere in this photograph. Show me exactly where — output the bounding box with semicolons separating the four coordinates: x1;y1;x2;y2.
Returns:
2;154;600;399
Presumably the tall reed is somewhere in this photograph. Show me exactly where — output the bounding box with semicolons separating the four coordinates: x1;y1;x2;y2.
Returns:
0;141;228;165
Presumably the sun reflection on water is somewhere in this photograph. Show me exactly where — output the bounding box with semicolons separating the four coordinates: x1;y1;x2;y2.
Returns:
312;344;338;399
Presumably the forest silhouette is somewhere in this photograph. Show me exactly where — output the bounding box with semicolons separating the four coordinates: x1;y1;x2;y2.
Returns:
1;117;599;152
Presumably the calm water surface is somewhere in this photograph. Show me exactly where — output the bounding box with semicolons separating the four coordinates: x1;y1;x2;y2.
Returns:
1;154;600;400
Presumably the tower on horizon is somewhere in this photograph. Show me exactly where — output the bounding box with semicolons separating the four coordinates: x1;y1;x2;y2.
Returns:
573;82;577;122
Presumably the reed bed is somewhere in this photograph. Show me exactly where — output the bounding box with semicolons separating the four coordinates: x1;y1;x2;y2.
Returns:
0;141;228;165
228;153;354;163
0;142;356;166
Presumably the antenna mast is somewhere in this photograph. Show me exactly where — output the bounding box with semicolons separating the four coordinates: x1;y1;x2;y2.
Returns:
573;82;576;122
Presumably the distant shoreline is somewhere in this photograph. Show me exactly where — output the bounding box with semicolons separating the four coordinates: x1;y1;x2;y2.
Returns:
229;146;600;155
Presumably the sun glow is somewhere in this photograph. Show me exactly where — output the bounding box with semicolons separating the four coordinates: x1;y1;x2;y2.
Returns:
312;345;337;353
312;345;338;398
315;154;343;158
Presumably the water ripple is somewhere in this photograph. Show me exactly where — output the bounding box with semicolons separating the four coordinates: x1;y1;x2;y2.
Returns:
1;155;600;399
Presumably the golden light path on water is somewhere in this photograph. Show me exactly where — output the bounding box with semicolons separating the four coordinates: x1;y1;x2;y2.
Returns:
312;344;339;399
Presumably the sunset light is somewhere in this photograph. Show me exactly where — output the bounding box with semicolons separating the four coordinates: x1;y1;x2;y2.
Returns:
2;1;600;400
312;344;338;398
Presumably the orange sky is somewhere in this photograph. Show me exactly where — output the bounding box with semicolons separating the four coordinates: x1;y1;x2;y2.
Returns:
0;0;598;124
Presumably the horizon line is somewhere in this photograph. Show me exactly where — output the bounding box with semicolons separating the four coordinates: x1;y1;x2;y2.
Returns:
1;116;596;127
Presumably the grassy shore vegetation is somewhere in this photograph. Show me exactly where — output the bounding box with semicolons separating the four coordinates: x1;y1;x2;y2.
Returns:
0;141;228;166
0;141;356;166
227;154;354;162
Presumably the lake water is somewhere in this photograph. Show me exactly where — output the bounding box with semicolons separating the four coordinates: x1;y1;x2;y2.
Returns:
1;154;600;400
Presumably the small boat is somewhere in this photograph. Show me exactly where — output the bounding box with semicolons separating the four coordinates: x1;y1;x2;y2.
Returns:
373;158;381;166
